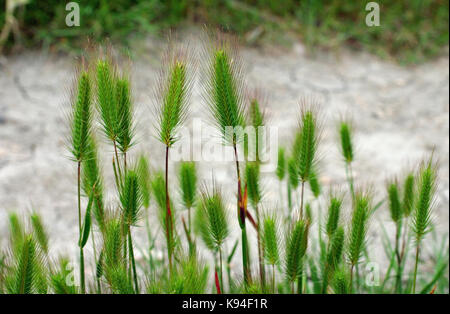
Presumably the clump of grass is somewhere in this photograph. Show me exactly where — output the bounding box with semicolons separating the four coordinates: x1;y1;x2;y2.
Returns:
1;36;448;295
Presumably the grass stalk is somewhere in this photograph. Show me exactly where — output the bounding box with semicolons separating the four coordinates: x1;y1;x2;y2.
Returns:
127;226;139;293
77;161;85;294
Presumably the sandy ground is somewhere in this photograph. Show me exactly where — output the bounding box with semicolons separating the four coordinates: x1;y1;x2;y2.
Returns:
0;35;448;282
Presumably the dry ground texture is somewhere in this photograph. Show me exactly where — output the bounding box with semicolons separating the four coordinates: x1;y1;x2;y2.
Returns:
0;35;448;281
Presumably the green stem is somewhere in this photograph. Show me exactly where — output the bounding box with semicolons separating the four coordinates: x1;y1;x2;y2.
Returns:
234;144;251;286
165;145;173;276
77;161;85;294
255;204;265;290
112;157;120;191
113;140;122;181
394;220;403;293
287;181;292;223
299;180;305;220
128;226;139;293
297;261;303;294
413;242;420;294
272;264;276;294
219;247;224;293
91;225;101;294
349;264;354;294
241;228;251;286
346;162;355;200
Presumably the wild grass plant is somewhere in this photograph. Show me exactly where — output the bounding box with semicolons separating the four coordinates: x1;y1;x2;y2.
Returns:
0;34;448;295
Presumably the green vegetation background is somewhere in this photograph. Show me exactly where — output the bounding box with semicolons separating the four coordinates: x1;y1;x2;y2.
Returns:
1;0;449;64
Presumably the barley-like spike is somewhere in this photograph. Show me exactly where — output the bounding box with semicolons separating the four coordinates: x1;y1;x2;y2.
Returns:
285;220;308;283
115;76;135;154
96;59;119;141
326;196;343;239
245;162;262;208
339;121;354;163
156;53;191;147
387;180;402;223
120;170;143;227
288;157;299;189
347;191;372;267
137;154;151;209
276;147;286;181
262;215;280;266
5;235;43;294
412;158;437;242
402;173;415;217
309;168;321;198
179;161;197;210
8;213;24;254
296;102;320;182
70;71;92;162
203;37;246;145
30;213;49;254
245;97;265;162
195;185;229;252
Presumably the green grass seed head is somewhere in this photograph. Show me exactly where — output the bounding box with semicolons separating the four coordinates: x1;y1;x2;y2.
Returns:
245;162;262;207
296;102;320;182
120;169;143;227
30;213;49;254
287;157;299;189
347;191;372;266
339;121;354;163
262;214;280;266
195;186;229;252
387;180;402;223
70;71;92;162
115;76;135;153
157;58;190;147
276;147;286;181
326;196;342;238
412;157;437;242
284;219;308;282
179;161;197;210
327;226;345;269
137;154;151;209
203;38;246;145
8;213;24;253
403;172;415;217
96;59;119;141
6;235;43;294
246;97;265;162
309;167;321;198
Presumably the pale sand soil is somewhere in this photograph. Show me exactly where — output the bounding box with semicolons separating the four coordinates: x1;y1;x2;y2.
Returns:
0;35;448;283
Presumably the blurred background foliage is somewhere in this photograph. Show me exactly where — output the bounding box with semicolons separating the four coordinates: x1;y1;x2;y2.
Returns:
0;0;448;64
